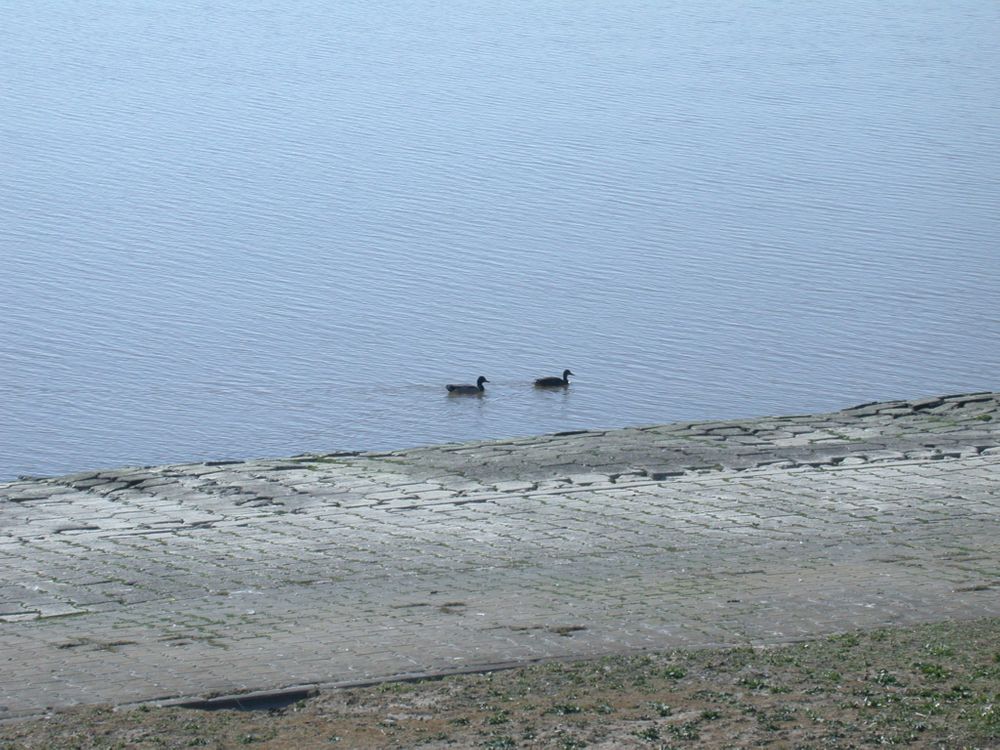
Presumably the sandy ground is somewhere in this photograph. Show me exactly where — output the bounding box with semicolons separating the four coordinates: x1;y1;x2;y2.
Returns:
2;617;997;749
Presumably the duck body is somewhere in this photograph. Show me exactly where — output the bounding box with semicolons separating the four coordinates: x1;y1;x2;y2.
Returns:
534;369;574;387
446;375;489;395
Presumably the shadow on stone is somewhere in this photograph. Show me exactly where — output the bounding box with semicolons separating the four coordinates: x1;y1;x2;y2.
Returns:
178;687;317;712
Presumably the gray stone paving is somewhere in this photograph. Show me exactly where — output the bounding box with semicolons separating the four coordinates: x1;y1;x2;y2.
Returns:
1;392;998;718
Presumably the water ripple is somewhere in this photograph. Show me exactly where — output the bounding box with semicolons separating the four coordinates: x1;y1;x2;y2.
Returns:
1;0;998;479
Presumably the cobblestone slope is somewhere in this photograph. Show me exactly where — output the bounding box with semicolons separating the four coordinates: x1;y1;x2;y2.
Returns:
1;392;998;718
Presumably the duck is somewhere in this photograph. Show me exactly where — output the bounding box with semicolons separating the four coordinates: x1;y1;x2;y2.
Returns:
534;369;574;387
446;376;489;395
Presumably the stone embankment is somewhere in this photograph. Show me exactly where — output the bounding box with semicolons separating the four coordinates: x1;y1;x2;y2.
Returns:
1;392;998;718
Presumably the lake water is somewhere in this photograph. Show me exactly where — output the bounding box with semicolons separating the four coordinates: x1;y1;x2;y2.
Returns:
2;0;998;481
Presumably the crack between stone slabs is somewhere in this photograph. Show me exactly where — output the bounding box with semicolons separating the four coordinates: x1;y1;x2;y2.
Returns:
383;453;996;513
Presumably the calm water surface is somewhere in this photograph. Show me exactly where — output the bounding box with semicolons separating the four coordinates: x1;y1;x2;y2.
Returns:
2;1;999;480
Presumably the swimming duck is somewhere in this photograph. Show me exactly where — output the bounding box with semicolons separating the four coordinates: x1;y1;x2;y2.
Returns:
534;369;574;387
446;376;489;395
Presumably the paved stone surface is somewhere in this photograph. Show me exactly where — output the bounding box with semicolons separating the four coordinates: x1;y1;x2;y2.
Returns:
1;392;998;718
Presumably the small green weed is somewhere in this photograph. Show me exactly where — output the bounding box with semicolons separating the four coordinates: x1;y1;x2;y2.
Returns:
647;701;672;717
738;676;768;690
914;662;950;681
668;721;701;740
547;704;583;716
873;669;898;685
481;735;516;749
923;642;955;657
633;725;660;741
831;633;860;647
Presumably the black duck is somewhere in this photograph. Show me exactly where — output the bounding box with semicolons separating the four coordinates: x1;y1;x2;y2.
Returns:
446;376;489;395
534;369;573;387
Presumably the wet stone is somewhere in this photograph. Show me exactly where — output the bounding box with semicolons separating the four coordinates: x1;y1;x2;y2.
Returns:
567;474;610;486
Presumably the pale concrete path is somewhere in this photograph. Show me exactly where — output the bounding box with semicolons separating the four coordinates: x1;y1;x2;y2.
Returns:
1;393;999;718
